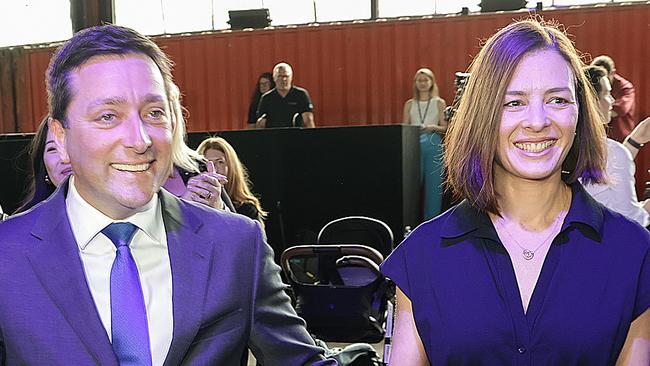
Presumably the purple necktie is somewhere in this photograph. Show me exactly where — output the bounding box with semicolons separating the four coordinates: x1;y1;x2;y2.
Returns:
102;222;153;366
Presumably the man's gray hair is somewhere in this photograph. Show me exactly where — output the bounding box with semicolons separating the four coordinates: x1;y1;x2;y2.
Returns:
273;62;293;77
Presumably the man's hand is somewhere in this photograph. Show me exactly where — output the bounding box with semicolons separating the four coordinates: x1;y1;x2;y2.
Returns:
301;111;315;128
256;114;267;129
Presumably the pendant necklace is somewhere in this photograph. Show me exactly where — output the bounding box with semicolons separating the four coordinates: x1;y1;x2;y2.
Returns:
417;98;432;125
497;213;564;260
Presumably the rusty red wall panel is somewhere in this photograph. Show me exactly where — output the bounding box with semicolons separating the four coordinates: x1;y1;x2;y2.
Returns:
6;4;650;131
4;4;649;194
0;50;16;133
12;47;53;132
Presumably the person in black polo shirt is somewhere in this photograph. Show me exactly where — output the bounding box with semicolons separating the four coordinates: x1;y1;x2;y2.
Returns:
256;62;315;128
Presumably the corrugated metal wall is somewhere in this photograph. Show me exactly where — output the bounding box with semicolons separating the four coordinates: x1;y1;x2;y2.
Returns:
1;3;649;193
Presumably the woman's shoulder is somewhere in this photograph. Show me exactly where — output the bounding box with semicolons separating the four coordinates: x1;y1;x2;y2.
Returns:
381;202;478;293
600;205;650;250
396;203;471;252
236;201;260;220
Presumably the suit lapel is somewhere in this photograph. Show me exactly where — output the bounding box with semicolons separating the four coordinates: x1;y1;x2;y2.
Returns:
26;185;118;365
160;191;213;366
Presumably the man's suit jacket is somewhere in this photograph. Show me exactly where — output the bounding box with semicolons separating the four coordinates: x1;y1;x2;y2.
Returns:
0;182;327;365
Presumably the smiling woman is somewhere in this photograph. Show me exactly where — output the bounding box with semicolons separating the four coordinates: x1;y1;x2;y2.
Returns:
15;116;72;213
381;18;650;365
496;49;579;187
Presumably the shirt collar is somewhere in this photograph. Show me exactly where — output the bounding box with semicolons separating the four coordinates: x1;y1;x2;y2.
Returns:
66;176;164;250
562;182;604;240
438;199;498;243
439;182;603;244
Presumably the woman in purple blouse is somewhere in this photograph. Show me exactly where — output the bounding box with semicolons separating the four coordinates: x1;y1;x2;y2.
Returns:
381;19;650;365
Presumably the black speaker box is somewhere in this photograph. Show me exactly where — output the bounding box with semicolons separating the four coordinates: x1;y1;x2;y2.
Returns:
479;0;527;12
228;9;271;30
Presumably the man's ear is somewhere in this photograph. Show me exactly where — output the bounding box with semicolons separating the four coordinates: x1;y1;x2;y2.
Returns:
48;118;70;164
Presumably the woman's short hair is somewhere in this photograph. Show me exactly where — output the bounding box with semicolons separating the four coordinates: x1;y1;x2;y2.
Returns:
412;68;440;100
444;18;607;214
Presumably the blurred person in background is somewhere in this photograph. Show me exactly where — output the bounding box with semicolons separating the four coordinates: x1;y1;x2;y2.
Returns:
402;68;447;220
591;55;636;142
382;19;649;365
16;116;72;213
256;62;315;128
582;65;649;227
196;137;267;222
247;72;275;128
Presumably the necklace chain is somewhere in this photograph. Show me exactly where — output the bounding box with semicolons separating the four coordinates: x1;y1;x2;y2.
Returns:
497;213;564;260
417;98;432;125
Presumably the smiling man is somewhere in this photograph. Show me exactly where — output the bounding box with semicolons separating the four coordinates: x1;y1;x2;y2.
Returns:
0;25;331;366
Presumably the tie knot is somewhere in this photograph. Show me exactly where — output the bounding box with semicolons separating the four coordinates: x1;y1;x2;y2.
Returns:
102;222;138;248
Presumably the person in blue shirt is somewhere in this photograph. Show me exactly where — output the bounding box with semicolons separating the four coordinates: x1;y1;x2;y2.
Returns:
381;19;650;365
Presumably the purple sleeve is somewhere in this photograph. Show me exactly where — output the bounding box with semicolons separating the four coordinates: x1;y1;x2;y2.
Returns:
634;247;650;319
380;240;412;299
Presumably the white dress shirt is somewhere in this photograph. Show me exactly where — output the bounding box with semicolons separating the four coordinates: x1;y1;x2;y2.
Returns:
582;138;649;227
66;177;173;366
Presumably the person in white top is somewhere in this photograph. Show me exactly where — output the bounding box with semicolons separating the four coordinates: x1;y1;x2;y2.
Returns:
582;65;649;227
402;68;448;219
402;68;447;133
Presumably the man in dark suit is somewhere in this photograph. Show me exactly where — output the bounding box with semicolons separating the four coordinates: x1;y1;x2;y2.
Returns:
0;25;331;365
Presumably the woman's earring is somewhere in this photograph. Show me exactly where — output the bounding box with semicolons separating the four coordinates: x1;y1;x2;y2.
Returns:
44;175;52;185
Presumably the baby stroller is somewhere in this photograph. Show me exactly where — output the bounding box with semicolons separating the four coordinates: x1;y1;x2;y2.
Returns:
281;216;395;345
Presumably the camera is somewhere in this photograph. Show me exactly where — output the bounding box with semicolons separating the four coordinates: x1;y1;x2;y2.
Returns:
443;72;470;123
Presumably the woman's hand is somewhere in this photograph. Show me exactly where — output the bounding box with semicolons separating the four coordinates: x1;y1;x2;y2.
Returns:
624;117;650;158
421;124;446;134
628;117;650;145
181;161;228;210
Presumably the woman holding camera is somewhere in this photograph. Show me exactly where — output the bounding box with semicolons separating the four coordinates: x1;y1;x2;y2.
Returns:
196;137;266;222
